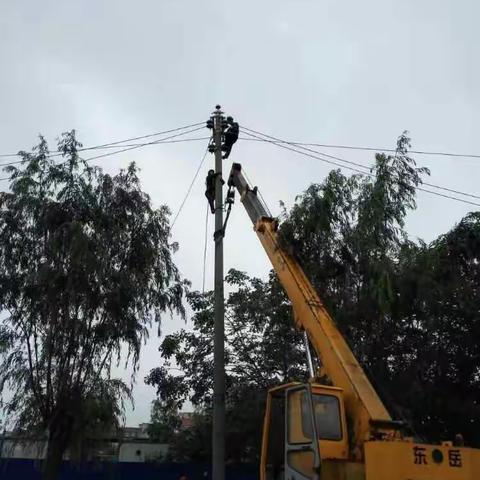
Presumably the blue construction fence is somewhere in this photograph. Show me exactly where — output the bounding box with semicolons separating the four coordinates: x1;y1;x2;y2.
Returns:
0;459;258;480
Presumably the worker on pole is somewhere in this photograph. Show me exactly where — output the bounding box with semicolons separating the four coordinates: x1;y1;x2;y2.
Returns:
205;169;216;214
222;116;239;159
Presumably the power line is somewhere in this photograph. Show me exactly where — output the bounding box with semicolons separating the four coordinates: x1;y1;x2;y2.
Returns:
0;127;206;169
171;146;211;228
242;126;480;200
238;136;480;160
242;127;480;207
79;126;205;163
241;128;379;173
78;122;205;152
241;128;480;207
3;121;480;161
77;136;209;151
0;127;207;182
0;121;205;159
296;143;480;160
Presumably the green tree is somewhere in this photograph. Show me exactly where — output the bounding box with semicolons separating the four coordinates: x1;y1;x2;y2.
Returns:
392;212;480;444
166;411;212;463
69;378;129;461
0;132;185;479
147;399;181;443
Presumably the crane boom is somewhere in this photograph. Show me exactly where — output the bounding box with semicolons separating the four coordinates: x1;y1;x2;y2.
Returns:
228;163;393;452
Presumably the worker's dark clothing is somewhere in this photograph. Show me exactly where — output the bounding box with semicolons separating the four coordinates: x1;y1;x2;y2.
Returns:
205;170;216;213
222;122;239;159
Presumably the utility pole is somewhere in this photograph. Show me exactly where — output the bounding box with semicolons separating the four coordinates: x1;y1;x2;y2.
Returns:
212;105;225;480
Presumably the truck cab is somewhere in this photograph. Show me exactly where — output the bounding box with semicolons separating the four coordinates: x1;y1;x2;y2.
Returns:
262;382;349;480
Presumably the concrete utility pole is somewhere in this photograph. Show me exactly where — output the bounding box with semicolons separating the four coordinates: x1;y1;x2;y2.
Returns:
212;105;225;480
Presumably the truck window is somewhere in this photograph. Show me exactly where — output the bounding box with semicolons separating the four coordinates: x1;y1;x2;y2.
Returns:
301;393;342;441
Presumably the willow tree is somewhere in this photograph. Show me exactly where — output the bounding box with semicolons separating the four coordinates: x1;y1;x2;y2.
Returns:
0;132;185;479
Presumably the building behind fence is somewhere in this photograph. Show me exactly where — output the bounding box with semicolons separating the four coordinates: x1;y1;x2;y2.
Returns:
0;424;168;463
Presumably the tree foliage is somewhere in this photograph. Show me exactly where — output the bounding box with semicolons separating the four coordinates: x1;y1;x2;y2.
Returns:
391;212;480;443
0;132;185;479
145;270;307;462
278;132;480;445
147;399;181;443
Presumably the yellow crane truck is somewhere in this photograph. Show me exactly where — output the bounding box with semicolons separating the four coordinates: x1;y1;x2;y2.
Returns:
228;162;480;480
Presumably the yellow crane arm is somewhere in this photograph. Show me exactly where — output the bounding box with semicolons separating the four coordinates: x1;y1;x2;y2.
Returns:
228;163;393;450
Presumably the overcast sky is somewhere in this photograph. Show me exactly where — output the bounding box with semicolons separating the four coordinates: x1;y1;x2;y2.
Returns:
1;0;479;425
